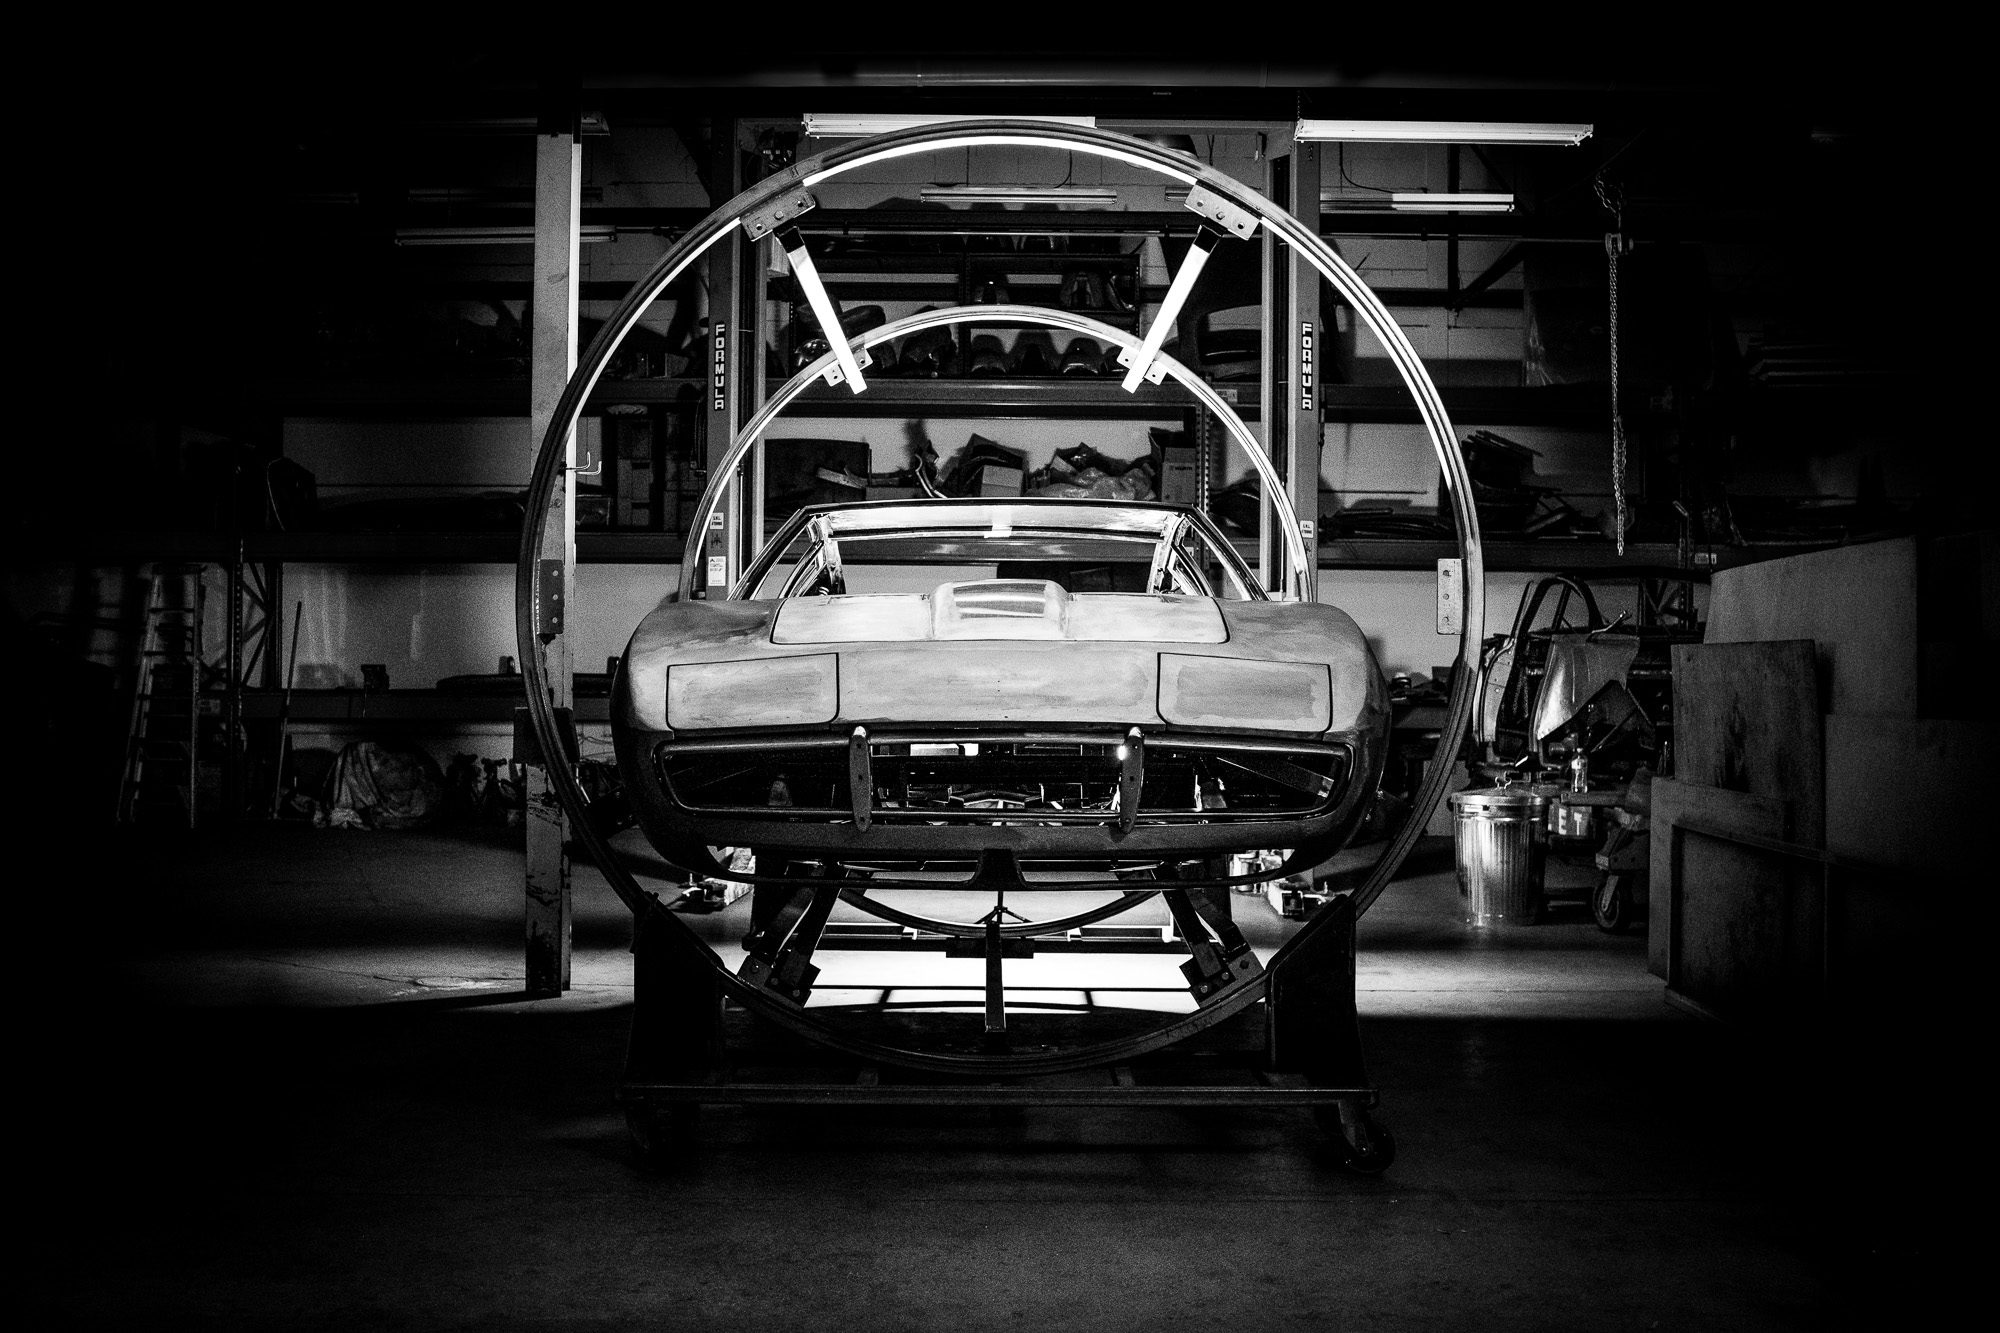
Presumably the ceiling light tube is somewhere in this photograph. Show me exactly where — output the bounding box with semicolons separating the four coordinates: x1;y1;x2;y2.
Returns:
1389;192;1515;213
1295;119;1592;146
1120;227;1219;393
393;225;619;246
916;185;1119;205
408;111;612;137
777;227;867;394
806;113;1096;138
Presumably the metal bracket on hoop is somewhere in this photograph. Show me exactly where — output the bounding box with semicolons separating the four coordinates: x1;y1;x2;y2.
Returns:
819;346;875;389
1113;346;1170;387
534;560;565;642
1181;184;1259;240
742;188;817;242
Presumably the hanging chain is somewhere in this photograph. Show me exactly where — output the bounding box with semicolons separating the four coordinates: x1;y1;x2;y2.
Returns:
1595;170;1628;555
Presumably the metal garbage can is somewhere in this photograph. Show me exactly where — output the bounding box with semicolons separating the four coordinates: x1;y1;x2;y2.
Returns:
1448;787;1551;925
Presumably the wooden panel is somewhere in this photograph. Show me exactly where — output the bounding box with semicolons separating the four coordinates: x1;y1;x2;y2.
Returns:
1652;779;1820;1021
1671;831;1821;1023
1705;537;1917;717
1671;639;1824;848
1648;778;1790;981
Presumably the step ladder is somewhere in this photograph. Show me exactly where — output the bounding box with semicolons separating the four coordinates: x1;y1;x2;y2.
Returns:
117;564;205;827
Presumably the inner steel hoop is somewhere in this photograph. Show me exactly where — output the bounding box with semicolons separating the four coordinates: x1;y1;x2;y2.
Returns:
687;305;1311;601
517;120;1483;1076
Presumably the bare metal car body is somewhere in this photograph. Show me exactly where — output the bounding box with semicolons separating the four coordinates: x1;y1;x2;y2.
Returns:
613;497;1389;880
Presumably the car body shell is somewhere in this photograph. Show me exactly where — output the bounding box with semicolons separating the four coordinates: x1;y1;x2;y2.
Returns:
613;497;1389;879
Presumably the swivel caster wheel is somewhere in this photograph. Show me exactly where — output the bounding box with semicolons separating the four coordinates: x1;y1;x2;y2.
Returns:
1593;872;1635;935
1315;1103;1396;1175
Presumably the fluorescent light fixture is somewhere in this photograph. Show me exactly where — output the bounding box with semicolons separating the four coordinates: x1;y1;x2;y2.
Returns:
805;113;1096;138
1390;192;1515;213
1296;119;1592;146
409;111;612;137
393;225;620;246
916;185;1119;205
405;186;606;205
1318;192;1516;214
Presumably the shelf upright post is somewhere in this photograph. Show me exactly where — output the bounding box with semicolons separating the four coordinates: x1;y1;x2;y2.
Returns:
1258;158;1281;594
1257;136;1325;598
524;91;583;997
1285;139;1323;602
745;177;776;550
699;119;747;599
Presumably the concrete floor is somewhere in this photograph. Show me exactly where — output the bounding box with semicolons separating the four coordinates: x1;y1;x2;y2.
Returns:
25;822;1946;1330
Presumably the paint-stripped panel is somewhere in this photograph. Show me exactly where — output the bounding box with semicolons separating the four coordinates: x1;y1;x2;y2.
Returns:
838;643;1158;726
668;654;839;730
772;595;931;644
770;589;1228;645
1069;594;1227;643
1158;655;1332;732
624;600;777;728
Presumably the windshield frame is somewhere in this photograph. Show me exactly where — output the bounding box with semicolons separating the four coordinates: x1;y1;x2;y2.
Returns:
736;498;1262;602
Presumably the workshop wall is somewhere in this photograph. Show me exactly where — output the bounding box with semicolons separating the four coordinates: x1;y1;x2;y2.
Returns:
278;406;1672;693
278;562;677;690
209;128;1701;786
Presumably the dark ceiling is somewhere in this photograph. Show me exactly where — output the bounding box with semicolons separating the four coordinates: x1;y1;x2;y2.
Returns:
41;35;1940;429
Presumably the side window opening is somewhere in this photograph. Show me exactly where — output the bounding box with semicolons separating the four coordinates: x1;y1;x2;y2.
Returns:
1175;525;1252;600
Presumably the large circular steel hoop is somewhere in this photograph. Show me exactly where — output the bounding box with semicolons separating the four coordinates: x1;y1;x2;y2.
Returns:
516;121;1484;1076
840;888;1162;940
687;305;1312;601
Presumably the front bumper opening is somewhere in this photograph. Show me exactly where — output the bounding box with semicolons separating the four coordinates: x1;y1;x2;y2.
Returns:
657;731;1350;827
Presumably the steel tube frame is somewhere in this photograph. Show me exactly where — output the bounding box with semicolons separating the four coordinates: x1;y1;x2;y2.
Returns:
518;121;1482;1077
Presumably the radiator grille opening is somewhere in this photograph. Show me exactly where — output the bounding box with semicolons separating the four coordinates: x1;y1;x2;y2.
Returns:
659;738;1348;823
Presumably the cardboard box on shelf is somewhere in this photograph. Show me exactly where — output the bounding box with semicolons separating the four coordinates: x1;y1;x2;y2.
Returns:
975;464;1025;496
1153;426;1199;504
945;434;1028;497
764;438;871;521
